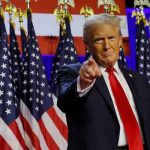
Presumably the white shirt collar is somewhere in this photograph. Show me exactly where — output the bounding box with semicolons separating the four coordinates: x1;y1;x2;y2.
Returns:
100;62;120;75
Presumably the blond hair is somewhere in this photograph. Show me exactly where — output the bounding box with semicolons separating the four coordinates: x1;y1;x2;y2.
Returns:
83;13;121;43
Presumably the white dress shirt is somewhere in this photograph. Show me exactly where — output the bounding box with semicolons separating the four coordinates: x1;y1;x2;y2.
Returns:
77;62;143;146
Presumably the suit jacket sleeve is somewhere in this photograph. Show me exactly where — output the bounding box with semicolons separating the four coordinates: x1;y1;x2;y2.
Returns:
56;63;88;113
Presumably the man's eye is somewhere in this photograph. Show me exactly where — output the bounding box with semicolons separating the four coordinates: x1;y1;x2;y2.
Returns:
108;37;115;40
94;39;103;43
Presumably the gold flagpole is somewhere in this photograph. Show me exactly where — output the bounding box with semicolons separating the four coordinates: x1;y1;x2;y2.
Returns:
5;3;17;23
132;0;149;26
16;8;26;28
97;0;120;15
26;0;30;9
80;5;94;19
54;0;75;34
0;0;10;17
0;0;2;15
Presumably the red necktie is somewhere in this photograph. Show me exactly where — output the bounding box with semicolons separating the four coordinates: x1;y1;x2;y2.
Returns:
106;67;143;150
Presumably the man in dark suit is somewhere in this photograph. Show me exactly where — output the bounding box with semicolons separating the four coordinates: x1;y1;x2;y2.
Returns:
56;13;150;150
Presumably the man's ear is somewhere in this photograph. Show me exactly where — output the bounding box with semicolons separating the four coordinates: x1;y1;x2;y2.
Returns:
83;38;88;45
85;45;91;53
83;38;90;49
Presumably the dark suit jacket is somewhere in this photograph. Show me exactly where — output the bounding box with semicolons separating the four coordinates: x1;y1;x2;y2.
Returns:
57;63;150;150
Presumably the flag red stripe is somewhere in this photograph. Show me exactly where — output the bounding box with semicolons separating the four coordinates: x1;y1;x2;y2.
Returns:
38;118;60;150
0;136;12;150
14;35;129;55
9;119;29;150
20;115;42;150
47;107;68;140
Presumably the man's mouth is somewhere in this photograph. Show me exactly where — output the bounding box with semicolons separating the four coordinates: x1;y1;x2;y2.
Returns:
102;52;113;57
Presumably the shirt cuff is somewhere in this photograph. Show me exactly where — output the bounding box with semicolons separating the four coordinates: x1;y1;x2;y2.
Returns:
77;76;95;97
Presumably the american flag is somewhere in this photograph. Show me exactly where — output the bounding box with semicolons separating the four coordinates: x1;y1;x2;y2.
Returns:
20;9;68;149
136;21;150;83
118;47;127;67
49;16;79;149
0;15;27;150
20;27;27;61
50;16;79;94
9;22;23;101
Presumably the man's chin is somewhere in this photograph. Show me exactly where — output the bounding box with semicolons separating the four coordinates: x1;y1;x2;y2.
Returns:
100;60;116;67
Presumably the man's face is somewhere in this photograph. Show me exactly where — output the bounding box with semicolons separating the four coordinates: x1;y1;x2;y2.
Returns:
86;23;122;68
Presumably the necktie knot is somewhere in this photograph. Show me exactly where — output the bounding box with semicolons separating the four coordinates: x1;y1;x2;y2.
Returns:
106;67;114;73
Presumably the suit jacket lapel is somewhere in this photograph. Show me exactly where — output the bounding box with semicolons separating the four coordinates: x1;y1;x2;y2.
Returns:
120;67;136;92
95;76;117;116
95;66;141;117
119;66;146;121
120;67;142;108
95;66;143;118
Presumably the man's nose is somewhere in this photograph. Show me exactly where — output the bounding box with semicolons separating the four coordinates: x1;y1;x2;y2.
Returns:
104;39;110;50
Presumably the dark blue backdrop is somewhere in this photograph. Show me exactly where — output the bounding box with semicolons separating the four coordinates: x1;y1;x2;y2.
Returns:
42;8;150;80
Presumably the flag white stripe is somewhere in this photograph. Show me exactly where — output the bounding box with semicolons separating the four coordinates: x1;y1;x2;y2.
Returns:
20;100;49;150
15;117;25;140
4;13;128;37
16;117;35;150
52;94;67;126
0;118;23;150
42;112;68;150
24;131;36;150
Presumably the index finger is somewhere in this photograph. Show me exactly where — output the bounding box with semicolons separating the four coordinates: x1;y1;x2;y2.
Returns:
88;57;101;76
87;57;97;66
